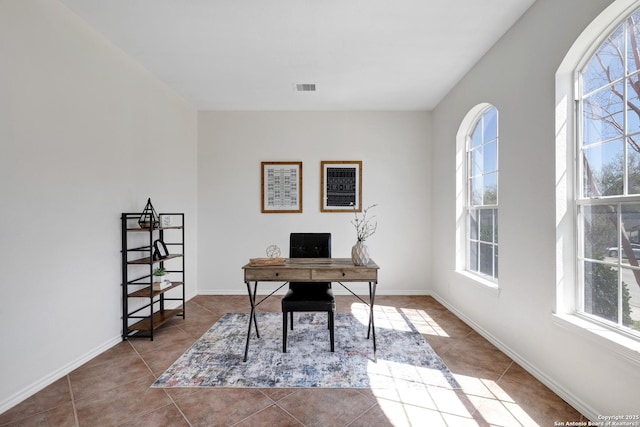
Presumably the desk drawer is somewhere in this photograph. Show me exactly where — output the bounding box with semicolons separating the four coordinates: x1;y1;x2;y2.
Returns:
245;269;310;281
312;269;376;281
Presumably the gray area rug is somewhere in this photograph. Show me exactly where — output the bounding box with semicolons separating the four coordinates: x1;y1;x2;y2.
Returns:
152;312;460;389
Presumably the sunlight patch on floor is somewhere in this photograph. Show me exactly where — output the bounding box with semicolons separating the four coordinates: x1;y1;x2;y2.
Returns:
350;302;540;426
401;308;450;337
370;387;473;427
454;374;538;426
349;303;450;337
349;303;414;332
365;359;456;390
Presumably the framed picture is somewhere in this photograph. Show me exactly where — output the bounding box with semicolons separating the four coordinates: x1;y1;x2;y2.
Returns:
321;160;362;212
261;161;303;213
153;239;169;259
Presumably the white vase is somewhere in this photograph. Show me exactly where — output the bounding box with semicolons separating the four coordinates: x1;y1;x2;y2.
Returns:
351;241;370;266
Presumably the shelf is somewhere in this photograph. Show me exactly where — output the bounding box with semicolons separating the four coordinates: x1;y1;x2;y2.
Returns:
122;211;185;341
127;307;183;332
127;254;182;265
128;282;184;298
126;225;183;232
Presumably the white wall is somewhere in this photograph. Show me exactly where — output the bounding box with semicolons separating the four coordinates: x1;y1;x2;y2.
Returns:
431;0;639;418
0;0;198;411
197;111;431;295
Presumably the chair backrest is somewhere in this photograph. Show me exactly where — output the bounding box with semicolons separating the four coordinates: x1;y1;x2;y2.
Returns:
289;233;331;290
290;233;331;258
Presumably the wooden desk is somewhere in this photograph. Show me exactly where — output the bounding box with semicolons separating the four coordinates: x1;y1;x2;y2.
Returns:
241;258;380;362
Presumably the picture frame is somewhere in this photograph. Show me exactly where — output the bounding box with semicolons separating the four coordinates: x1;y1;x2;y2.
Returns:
160;215;172;227
321;160;362;212
153;239;169;260
261;161;303;213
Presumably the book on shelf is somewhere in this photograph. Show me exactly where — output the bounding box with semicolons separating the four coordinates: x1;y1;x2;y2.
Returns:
152;281;172;291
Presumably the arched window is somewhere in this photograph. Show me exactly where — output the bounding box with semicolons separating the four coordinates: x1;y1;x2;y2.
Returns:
577;7;640;336
466;106;499;281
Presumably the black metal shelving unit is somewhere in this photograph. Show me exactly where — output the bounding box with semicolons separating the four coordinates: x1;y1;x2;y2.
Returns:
121;212;185;340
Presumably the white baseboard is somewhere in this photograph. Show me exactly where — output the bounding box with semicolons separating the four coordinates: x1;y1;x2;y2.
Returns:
428;291;598;422
0;335;121;415
1;291;199;415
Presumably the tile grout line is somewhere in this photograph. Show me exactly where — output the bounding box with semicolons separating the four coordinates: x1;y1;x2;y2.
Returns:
496;360;514;384
273;401;307;427
127;337;194;426
66;375;80;427
344;399;380;427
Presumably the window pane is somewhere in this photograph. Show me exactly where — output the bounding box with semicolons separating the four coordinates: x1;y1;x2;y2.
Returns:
471;176;483;205
620;202;640;320
629;139;640;194
621;267;640;331
483;172;497;205
583;204;618;260
583;139;624;196
483;140;497;173
583;25;624;94
479;243;493;276
494;209;499;241
627;76;640;133
471;147;483;177
470;241;478;271
471;123;482;148
583;83;625;145
483;108;497;142
627;11;640;74
584;261;619;323
470;209;478;240
621;204;640;257
479;209;494;243
494;245;499;279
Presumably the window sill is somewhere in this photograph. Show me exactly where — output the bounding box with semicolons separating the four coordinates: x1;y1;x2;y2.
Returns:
455;270;501;296
552;313;640;366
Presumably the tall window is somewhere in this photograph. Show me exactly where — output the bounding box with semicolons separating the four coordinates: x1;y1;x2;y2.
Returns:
466;106;499;281
578;8;640;337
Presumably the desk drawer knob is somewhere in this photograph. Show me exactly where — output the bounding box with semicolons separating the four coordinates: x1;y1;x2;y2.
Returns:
342;272;346;277
275;272;279;277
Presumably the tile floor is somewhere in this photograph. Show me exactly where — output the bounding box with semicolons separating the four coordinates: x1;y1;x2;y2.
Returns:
0;295;585;426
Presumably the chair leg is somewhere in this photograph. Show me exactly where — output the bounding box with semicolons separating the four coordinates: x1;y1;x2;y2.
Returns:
289;311;294;330
329;311;335;352
282;311;288;353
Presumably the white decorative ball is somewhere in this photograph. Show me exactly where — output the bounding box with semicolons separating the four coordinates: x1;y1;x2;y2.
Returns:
266;245;281;258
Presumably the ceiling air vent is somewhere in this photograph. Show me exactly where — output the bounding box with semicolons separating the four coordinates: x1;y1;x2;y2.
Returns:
294;83;317;92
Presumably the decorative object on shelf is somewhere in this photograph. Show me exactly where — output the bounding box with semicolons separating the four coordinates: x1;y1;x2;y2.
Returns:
153;267;171;290
321;160;362;212
266;244;281;258
261;161;303;213
351;203;377;266
161;215;172;227
138;198;160;229
153;239;169;260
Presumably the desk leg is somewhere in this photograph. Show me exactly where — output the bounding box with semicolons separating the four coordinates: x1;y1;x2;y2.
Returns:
368;281;377;360
243;281;260;362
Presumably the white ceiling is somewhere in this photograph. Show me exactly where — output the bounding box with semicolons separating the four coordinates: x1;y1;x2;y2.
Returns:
58;0;535;111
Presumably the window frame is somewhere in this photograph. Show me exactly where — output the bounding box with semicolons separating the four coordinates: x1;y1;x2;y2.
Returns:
575;8;640;339
465;105;499;283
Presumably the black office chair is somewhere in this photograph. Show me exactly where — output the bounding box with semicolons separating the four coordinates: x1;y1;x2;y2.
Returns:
282;233;335;353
